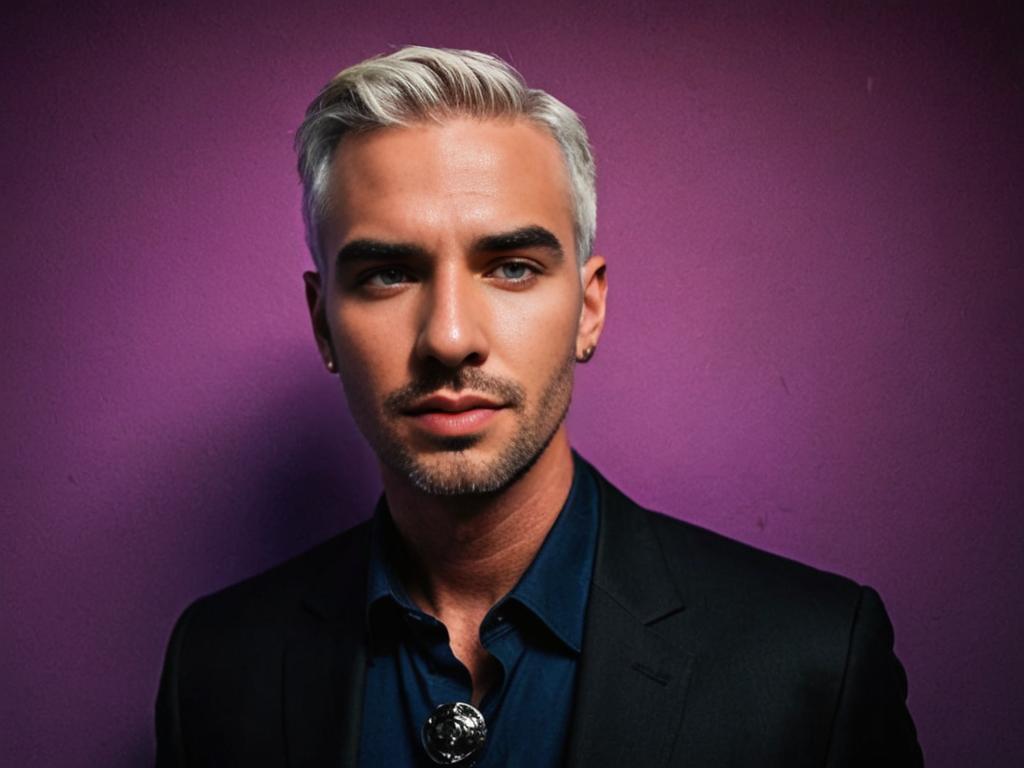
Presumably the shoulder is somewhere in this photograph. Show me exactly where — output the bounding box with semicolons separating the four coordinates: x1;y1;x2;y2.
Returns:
592;465;869;649
583;466;921;760
647;504;863;613
156;515;374;761
591;471;913;732
173;519;373;643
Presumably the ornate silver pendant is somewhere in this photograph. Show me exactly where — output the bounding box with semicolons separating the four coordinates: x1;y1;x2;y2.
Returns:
421;701;487;766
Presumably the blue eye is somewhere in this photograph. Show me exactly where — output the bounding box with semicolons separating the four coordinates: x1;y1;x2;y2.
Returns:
367;268;410;286
495;262;534;281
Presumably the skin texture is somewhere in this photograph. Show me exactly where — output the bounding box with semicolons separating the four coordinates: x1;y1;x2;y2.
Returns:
304;116;607;703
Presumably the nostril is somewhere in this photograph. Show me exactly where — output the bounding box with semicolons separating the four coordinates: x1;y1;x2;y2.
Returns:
414;322;488;369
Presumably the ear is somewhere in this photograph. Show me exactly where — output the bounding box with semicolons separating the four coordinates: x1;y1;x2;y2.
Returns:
576;255;608;358
303;270;336;371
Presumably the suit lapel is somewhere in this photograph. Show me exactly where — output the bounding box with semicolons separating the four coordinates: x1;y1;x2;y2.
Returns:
284;525;371;768
566;469;698;768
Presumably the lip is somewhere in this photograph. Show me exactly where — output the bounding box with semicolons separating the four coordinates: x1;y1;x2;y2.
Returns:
403;393;505;437
404;393;504;415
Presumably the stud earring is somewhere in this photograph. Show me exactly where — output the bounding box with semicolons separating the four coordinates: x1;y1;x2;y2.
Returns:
577;345;596;363
326;359;337;373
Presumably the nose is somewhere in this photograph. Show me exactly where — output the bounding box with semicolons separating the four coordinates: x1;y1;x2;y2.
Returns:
413;263;489;370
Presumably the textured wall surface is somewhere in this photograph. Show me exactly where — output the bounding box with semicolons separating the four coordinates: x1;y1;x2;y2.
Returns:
3;1;1022;765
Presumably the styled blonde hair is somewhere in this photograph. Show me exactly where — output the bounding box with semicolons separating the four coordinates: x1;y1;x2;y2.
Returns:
295;46;597;270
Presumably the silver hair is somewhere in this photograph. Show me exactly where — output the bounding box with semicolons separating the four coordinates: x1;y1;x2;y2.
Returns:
295;45;597;271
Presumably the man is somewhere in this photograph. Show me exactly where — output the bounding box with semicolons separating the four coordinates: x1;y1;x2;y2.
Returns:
156;46;923;767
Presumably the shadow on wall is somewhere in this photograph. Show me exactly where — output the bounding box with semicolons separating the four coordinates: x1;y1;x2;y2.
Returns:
248;384;380;568
163;359;382;597
94;734;151;768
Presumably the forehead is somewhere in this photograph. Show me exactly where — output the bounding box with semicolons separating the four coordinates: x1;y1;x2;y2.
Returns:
321;117;574;254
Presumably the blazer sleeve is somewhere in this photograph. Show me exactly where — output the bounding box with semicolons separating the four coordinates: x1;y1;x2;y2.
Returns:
825;586;924;767
155;603;196;768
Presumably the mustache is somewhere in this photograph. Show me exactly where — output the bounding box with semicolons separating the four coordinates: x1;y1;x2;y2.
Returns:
383;367;526;414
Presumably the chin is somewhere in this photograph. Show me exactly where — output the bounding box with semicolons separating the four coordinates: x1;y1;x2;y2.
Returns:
403;450;524;497
385;428;556;497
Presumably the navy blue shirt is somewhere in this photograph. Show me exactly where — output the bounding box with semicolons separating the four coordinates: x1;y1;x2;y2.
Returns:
357;456;600;767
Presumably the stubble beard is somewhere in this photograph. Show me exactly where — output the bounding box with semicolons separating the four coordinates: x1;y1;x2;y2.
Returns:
359;348;577;497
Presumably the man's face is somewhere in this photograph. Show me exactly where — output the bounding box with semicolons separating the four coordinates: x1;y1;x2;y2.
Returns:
306;117;606;495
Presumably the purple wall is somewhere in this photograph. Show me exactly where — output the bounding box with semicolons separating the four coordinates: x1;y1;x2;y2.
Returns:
4;2;1021;764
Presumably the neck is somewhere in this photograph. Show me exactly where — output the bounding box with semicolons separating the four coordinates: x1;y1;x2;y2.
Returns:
380;428;575;618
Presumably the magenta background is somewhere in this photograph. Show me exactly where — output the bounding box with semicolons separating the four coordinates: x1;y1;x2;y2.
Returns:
3;1;1022;765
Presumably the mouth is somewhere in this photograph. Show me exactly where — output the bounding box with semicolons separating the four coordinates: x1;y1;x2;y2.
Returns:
402;393;506;437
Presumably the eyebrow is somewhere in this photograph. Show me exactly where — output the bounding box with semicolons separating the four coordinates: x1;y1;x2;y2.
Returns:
335;239;429;265
334;225;565;267
473;226;565;261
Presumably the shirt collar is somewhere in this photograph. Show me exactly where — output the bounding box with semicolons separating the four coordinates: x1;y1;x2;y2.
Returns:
364;452;600;654
499;453;598;652
365;497;417;643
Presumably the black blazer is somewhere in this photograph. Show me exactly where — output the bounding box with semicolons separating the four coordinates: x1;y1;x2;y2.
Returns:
156;463;923;767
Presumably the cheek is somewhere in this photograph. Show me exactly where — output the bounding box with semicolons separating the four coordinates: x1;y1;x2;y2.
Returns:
491;286;579;365
330;309;407;392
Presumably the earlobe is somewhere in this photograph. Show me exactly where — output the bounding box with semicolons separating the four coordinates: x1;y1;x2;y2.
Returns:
576;256;608;361
303;270;337;372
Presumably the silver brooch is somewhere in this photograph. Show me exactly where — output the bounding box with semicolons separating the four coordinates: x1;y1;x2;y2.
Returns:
421;701;487;765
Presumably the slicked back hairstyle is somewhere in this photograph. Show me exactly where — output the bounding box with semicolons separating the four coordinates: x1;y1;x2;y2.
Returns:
295;46;597;272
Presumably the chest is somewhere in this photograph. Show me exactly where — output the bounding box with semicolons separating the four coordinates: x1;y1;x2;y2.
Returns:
358;607;580;767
